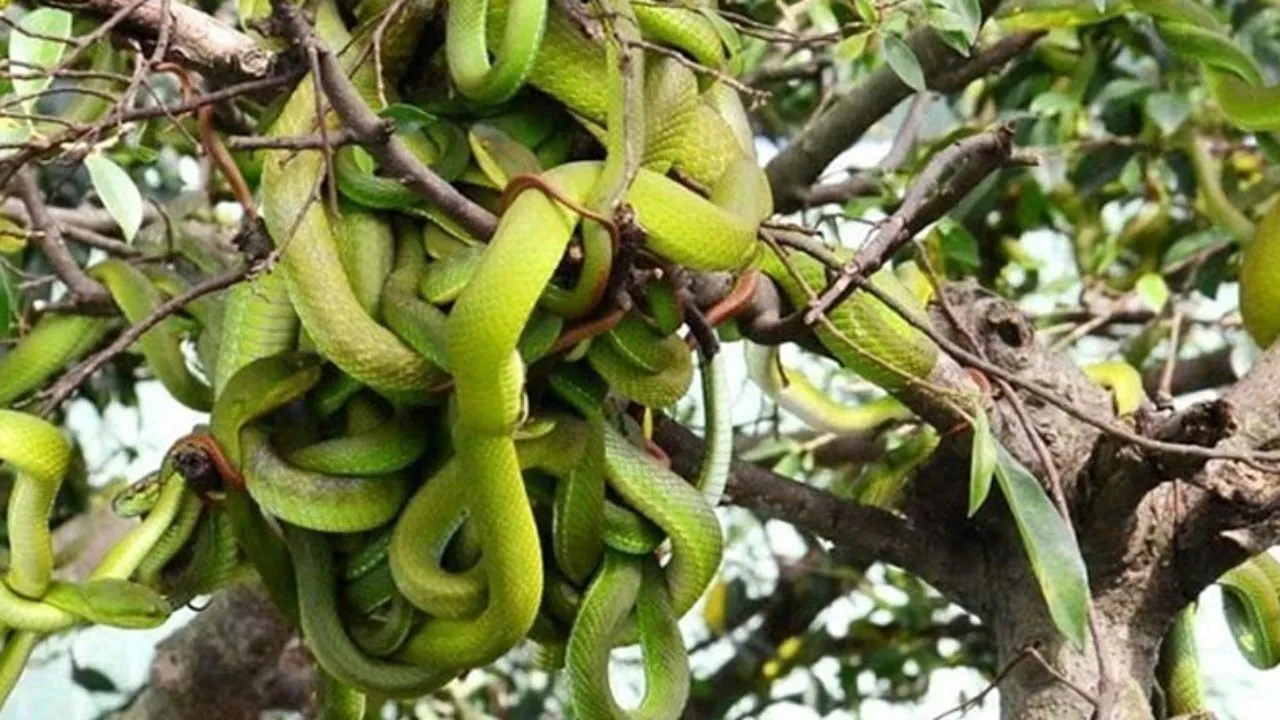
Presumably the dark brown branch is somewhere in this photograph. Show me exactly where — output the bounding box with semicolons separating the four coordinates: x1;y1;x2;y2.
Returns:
655;416;980;603
10;166;113;312
801;91;934;206
113;585;310;720
1141;346;1236;398
272;0;498;241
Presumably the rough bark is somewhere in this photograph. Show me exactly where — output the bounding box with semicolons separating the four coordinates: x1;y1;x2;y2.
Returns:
108;585;311;720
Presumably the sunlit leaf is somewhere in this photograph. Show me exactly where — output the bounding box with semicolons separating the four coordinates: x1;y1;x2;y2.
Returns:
968;410;996;516
1145;92;1190;136
994;443;1089;647
855;0;878;24
938;218;980;271
836;31;872;61
85;152;144;243
1135;272;1170;312
10;8;72;108
883;34;926;92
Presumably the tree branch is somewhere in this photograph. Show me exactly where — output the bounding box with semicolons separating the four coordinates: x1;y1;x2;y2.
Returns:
112;585;310;720
765;0;1030;213
655;416;982;604
47;0;275;81
271;0;498;241
10;166;114;312
37;259;261;414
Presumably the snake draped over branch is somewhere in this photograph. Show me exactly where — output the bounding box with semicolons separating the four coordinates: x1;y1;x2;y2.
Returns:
5;0;1280;716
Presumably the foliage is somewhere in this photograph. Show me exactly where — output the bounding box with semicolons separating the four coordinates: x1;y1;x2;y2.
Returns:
2;0;1280;718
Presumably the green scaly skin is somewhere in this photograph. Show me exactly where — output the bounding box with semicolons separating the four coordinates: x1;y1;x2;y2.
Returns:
214;269;299;396
744;343;914;435
1156;606;1206;717
0;313;115;409
285;524;455;696
1218;553;1280;670
566;552;689;720
381;221;452;370
134;488;204;586
539;0;645;319
0;411;70;599
446;0;548;104
260;0;444;401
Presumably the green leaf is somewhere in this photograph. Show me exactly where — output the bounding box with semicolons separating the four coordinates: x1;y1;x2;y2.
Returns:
379;103;438;130
10;8;73;109
85;152;144;243
938;218;980;270
0;269;12;339
1094;78;1151;107
1029;91;1077;116
883;34;927;92
1144;92;1190;136
0;117;32;161
968;410;996;516
1135;272;1169;312
993;443;1089;647
855;0;878;24
835;31;872;61
1194;251;1228;300
1162;229;1227;267
807;0;839;33
956;0;982;43
1257;133;1280;165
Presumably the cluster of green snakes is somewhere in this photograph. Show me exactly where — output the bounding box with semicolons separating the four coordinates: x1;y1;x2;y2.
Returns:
1;0;1280;716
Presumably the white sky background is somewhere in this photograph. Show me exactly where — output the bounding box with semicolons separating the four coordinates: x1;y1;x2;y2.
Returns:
3;100;1278;720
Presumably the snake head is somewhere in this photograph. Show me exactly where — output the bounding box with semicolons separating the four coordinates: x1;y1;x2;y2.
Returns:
160;431;242;501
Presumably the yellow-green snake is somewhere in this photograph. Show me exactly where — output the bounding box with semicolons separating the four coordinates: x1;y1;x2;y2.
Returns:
0;0;1012;714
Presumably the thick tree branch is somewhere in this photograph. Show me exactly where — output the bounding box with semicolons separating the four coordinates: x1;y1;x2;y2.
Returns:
47;0;274;81
112;585;310;720
655;416;982;604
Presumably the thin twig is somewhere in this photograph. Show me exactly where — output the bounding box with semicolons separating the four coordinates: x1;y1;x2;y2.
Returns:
11;166;113;312
224;129;364;151
931;647;1095;720
752;125;1020;344
37;259;266;415
1156;307;1185;410
776;235;1280;471
62;224;142;257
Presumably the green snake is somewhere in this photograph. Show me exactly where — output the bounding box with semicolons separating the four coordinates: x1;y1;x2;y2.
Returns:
0;411;184;703
0;0;1009;714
